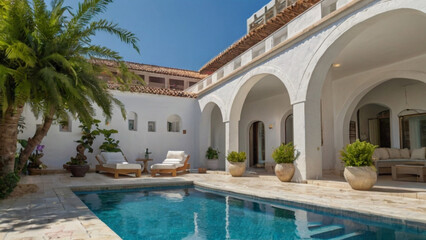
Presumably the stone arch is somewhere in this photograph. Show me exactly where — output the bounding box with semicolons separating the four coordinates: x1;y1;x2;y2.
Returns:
200;95;226;123
337;71;426;149
227;65;294;122
298;5;426;103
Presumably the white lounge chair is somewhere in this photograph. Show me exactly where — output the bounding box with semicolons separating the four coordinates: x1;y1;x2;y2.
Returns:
151;151;190;177
95;152;142;178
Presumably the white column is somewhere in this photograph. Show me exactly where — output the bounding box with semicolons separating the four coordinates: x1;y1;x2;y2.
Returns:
293;100;322;182
391;112;400;148
224;119;239;172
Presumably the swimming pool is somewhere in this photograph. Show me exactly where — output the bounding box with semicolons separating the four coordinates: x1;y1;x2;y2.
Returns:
75;186;426;240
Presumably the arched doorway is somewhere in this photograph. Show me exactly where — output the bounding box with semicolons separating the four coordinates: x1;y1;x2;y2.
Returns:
352;104;391;148
280;114;293;144
249;121;265;167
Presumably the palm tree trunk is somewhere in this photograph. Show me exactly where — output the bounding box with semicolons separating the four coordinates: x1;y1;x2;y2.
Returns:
0;106;24;177
17;108;55;174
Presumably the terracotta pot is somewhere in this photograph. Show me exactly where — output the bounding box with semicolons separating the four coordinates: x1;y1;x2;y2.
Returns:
69;165;90;177
228;161;245;177
344;166;377;190
274;163;295;182
206;159;219;170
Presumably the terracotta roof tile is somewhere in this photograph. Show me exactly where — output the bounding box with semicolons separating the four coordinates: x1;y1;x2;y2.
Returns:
199;0;321;74
92;58;207;79
107;82;198;99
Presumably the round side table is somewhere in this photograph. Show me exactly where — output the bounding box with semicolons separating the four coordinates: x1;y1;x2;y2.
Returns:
136;158;153;174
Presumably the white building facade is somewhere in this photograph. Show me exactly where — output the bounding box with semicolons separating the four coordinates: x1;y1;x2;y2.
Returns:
20;0;426;182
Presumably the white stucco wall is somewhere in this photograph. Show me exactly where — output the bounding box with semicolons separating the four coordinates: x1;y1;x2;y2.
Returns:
19;91;201;170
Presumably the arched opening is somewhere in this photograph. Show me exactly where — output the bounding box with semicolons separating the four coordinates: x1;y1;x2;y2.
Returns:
304;9;426;173
128;111;137;131
199;101;226;170
229;73;292;172
249;121;265;167
280;114;293;144
167;114;181;133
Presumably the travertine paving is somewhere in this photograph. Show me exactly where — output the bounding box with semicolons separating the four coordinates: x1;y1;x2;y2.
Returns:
1;172;425;240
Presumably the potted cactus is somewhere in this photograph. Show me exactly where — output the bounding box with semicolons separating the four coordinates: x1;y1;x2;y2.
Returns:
226;151;246;177
340;140;377;190
272;142;299;182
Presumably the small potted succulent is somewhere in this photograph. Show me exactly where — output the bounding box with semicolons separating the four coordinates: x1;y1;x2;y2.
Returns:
272;142;299;182
206;147;220;170
27;144;47;175
226;151;246;177
340;140;377;190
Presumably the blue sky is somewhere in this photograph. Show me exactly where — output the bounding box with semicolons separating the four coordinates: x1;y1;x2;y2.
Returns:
64;0;269;71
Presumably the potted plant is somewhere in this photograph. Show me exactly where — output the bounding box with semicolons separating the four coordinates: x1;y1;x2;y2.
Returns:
27;144;47;175
206;147;220;170
98;129;121;152
68;144;90;177
340;140;377;190
272;142;299;182
64;119;100;171
226;151;246;177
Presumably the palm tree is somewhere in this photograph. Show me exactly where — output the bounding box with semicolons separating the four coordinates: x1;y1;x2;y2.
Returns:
0;0;142;176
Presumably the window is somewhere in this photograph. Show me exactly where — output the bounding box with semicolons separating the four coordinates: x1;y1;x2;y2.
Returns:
170;79;185;90
285;114;293;144
400;114;426;149
128;112;137;131
59;118;72;132
167;115;181;132
148;76;165;88
148;121;156;132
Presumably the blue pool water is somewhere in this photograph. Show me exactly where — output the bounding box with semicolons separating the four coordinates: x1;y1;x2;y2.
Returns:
76;186;426;240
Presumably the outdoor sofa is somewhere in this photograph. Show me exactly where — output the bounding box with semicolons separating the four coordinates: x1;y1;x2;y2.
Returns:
373;147;426;175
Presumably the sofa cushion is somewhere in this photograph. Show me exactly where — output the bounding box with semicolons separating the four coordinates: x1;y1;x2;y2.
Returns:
411;147;426;160
166;151;185;162
400;148;410;159
377;148;390;160
151;163;182;170
387;148;401;159
101;152;126;164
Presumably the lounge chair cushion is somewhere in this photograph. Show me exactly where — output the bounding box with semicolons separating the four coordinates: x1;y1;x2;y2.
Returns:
151;163;184;170
166;151;185;162
163;158;182;164
411;147;426;160
103;163;141;170
101;152;126;164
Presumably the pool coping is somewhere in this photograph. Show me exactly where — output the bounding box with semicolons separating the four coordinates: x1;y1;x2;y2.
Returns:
68;180;426;238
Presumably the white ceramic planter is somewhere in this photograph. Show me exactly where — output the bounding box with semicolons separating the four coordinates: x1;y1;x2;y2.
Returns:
274;163;295;182
228;161;246;177
344;166;377;190
206;159;219;170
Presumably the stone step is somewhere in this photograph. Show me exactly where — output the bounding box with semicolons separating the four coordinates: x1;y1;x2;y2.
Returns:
310;225;345;238
328;231;365;240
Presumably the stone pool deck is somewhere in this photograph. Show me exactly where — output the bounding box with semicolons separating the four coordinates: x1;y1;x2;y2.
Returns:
1;172;426;239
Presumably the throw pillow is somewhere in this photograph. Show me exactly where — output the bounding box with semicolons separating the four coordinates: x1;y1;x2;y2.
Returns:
372;149;381;160
387;148;401;159
411;147;426;160
377;148;390;160
400;148;410;159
